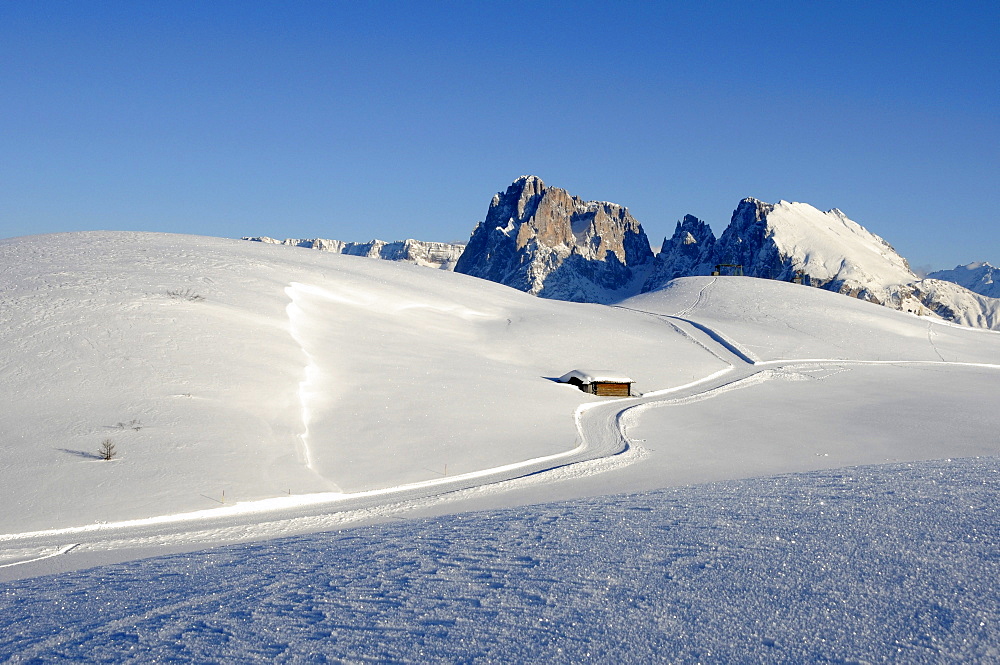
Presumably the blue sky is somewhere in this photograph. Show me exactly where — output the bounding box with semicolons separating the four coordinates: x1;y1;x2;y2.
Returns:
1;1;997;270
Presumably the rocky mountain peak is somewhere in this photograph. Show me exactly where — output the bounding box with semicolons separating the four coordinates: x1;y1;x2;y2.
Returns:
454;176;654;302
642;198;924;304
512;175;546;217
734;197;776;224
640;215;716;292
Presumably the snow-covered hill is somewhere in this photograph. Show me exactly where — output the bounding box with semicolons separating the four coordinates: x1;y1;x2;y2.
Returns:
1;230;997;537
243;236;465;270
624;276;1000;364
2;231;999;661
0;231;722;534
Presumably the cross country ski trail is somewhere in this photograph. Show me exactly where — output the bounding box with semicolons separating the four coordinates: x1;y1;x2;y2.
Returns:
2;300;998;569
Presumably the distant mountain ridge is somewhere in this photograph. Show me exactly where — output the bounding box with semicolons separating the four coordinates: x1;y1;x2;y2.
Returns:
243;176;999;330
452;177;997;329
243;236;465;270
927;262;1000;299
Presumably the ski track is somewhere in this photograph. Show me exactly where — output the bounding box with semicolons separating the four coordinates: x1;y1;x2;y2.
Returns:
928;321;947;362
3;291;999;572
0;544;79;570
671;275;717;317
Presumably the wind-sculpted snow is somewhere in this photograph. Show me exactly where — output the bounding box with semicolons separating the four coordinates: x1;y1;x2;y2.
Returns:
1;458;997;663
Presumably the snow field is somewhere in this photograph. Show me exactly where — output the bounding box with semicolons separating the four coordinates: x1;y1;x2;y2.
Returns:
1;458;996;663
0;232;726;533
622;363;1000;489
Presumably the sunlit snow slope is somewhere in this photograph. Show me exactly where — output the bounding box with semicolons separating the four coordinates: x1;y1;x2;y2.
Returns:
624;276;1000;364
0;232;724;533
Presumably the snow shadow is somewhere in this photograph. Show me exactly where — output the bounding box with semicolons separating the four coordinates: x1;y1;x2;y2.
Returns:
55;448;104;461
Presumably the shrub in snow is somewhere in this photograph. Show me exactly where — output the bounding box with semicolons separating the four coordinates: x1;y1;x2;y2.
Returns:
99;439;116;461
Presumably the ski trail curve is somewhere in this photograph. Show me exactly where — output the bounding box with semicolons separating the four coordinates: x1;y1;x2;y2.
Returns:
672;276;717;317
613;302;756;368
4;297;1000;571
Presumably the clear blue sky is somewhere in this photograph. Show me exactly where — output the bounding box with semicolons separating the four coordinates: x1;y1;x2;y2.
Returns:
2;1;997;271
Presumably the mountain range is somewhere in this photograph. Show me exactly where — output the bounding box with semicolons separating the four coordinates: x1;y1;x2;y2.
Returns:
243;236;465;270
927;262;1000;299
246;176;1000;330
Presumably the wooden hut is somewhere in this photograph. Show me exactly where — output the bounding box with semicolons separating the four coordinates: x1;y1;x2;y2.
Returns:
558;369;634;397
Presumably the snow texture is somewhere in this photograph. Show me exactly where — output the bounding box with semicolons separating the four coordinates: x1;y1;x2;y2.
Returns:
1;458;997;663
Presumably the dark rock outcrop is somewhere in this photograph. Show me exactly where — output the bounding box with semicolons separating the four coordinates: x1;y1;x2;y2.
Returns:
641;215;716;291
454;176;654;303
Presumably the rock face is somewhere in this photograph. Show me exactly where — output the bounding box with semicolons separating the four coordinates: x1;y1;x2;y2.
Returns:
927;263;1000;299
243;237;465;270
454;176;654;303
642;215;716;289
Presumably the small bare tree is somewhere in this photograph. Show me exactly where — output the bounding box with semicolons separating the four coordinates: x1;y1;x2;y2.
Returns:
99;438;116;461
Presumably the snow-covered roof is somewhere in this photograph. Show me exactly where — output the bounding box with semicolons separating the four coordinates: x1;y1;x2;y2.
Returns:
558;369;634;384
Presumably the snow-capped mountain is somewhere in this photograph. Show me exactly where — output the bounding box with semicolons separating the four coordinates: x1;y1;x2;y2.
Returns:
242;180;999;330
927;262;1000;299
642;198;1000;329
454;176;654;303
907;277;1000;329
243;236;465;270
644;198;921;304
